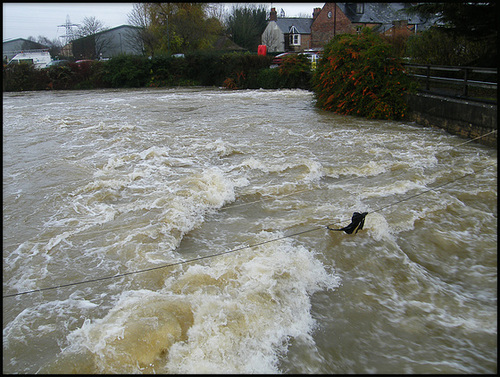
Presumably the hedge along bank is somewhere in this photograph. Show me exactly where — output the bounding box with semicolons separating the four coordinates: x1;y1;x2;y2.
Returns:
313;28;414;120
3;53;280;92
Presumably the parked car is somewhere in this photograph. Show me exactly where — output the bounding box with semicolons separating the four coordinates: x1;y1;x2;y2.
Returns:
270;51;321;69
270;52;295;68
300;51;321;70
46;59;70;68
75;59;94;67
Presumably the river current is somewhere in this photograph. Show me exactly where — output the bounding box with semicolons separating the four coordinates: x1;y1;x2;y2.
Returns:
3;87;497;373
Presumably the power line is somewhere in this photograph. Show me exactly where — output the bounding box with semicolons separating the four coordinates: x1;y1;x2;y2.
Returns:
2;225;326;299
57;15;79;45
3;130;495;251
3;162;496;299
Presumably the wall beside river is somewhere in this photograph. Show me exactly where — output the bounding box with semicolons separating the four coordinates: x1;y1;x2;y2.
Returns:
405;92;497;147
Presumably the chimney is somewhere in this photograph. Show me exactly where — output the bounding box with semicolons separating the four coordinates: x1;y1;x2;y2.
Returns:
313;7;321;20
270;7;277;21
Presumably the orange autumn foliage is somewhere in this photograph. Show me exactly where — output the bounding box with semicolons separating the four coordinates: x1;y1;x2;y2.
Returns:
313;28;414;120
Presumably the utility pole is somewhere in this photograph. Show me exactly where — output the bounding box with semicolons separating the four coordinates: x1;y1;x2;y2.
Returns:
334;3;337;36
58;15;79;45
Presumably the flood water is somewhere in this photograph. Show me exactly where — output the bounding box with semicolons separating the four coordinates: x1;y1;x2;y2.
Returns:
3;87;497;373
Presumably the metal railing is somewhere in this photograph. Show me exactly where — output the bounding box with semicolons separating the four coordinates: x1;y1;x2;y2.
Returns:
403;63;497;104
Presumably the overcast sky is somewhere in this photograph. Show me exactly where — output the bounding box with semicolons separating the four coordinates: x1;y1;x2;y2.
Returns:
3;3;324;42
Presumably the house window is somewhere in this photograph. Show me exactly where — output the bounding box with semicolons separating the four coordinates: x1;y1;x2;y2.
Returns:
289;26;300;46
289;33;300;46
356;3;364;14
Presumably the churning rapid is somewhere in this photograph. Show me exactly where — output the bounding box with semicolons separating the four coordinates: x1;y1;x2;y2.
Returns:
3;88;497;374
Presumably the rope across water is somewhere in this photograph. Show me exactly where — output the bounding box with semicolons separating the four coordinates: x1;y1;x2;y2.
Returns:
3;160;496;299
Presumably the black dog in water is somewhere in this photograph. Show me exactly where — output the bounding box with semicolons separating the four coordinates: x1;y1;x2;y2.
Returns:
327;212;368;234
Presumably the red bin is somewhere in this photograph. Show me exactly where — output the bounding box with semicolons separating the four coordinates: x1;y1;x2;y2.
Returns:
258;45;267;56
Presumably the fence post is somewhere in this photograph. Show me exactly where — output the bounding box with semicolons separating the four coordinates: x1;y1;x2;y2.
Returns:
463;67;469;97
425;65;430;91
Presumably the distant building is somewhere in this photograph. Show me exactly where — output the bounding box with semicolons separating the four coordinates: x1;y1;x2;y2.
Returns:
262;3;436;53
3;38;49;62
261;8;314;53
310;3;434;49
68;25;143;60
213;35;247;52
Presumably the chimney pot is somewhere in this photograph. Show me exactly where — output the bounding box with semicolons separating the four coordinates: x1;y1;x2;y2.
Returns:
313;7;321;20
270;7;277;21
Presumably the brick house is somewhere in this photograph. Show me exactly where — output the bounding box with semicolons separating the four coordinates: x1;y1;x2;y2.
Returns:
262;3;435;53
310;2;434;49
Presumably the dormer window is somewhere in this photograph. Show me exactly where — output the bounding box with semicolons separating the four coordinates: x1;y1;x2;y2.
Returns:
289;26;300;46
356;3;364;14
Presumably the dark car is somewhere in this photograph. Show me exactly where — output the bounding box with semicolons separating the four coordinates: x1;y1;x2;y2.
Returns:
46;60;70;68
270;52;295;68
75;59;94;66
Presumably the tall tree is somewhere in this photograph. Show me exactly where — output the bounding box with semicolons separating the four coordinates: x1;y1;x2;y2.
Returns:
128;3;223;55
405;2;496;40
405;2;497;66
27;35;63;58
226;4;268;51
128;3;157;55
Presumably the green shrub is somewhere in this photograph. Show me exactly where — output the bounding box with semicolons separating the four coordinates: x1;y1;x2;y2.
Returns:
87;61;109;89
46;65;77;90
218;53;271;89
255;68;281;89
405;27;495;66
103;55;152;88
185;51;224;86
3;63;50;91
3;51;317;92
279;54;312;89
313;28;412;120
148;55;190;87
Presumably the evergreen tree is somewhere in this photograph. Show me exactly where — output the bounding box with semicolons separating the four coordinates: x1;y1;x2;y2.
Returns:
225;4;267;52
405;2;496;66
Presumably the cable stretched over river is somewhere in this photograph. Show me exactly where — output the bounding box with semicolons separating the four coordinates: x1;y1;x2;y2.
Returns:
3;162;496;299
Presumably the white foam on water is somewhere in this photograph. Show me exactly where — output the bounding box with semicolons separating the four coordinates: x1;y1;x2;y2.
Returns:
3;294;100;352
3;160;244;296
61;233;340;374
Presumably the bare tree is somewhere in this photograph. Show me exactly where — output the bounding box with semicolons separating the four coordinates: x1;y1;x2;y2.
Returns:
94;33;116;59
128;3;151;28
26;35;63;57
76;16;107;38
206;3;228;26
127;3;156;56
296;12;312;19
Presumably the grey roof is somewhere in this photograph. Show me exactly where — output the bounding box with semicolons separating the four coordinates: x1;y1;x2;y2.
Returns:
3;38;49;60
275;17;313;34
338;3;432;26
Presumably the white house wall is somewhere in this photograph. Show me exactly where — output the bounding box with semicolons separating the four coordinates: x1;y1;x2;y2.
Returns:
261;21;285;53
